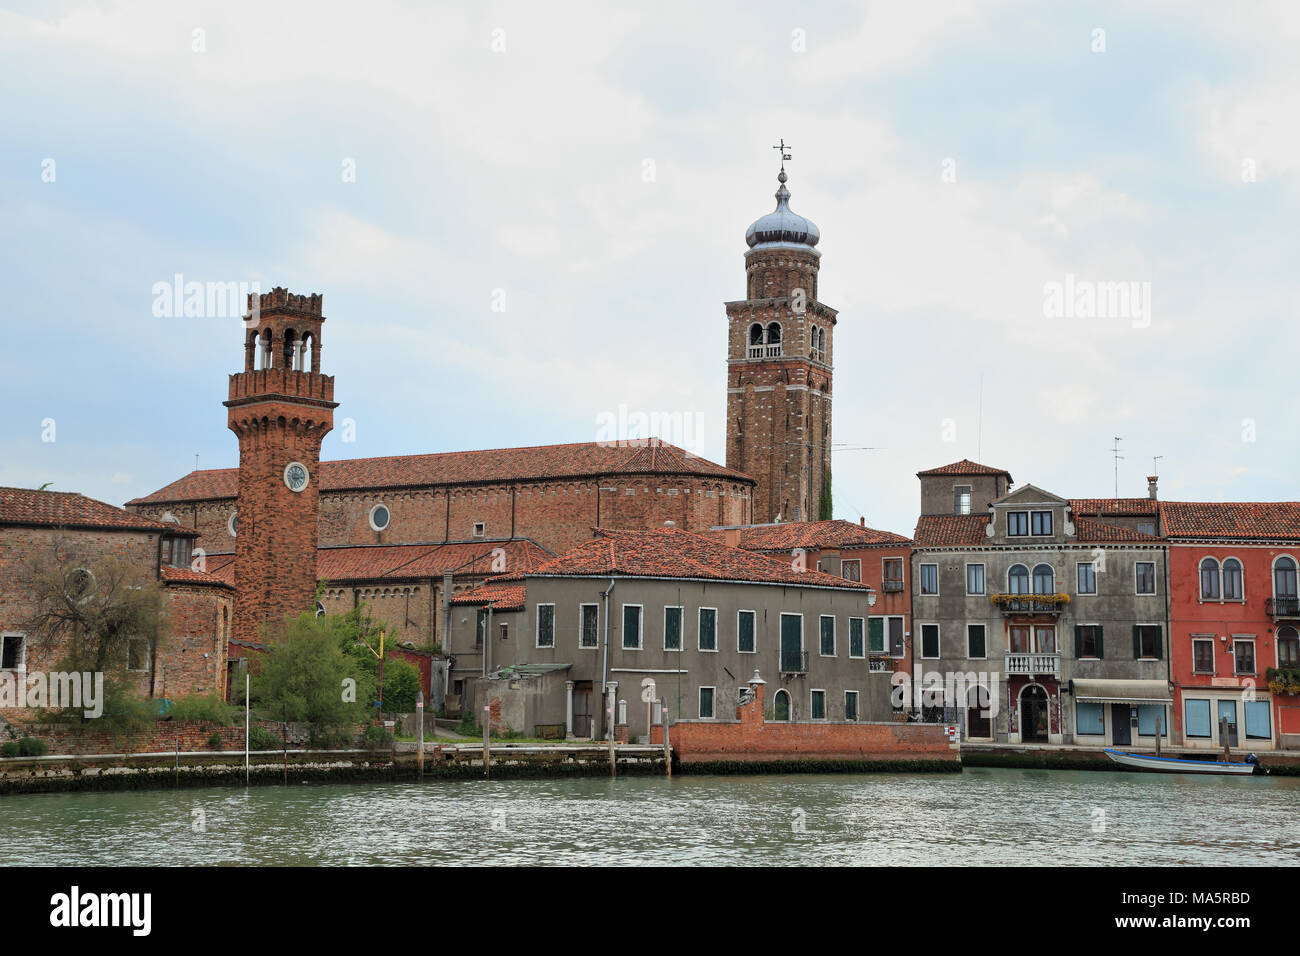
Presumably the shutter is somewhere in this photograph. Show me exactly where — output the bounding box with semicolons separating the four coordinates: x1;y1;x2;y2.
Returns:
1152;624;1162;660
1096;625;1104;660
1074;624;1082;658
1132;624;1141;659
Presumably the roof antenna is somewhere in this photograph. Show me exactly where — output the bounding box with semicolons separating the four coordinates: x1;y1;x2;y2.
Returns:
195;452;200;472
1152;455;1162;477
1109;437;1124;498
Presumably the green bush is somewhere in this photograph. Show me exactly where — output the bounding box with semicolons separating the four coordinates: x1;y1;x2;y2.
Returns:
17;737;48;757
457;712;481;736
360;725;394;750
379;657;421;713
308;728;354;749
206;732;224;750
249;726;282;750
1;741;19;758
168;693;238;726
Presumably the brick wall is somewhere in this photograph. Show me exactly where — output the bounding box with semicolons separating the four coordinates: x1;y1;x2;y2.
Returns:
159;583;231;697
5;718;307;755
650;681;952;763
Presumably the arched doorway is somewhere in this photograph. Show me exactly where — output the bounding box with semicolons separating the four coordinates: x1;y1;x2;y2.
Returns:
1020;685;1050;743
773;689;790;721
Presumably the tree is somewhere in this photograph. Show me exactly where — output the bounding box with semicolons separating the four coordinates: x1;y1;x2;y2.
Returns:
252;611;375;729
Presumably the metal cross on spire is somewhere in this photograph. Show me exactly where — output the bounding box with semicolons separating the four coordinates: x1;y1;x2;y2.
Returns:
772;138;792;171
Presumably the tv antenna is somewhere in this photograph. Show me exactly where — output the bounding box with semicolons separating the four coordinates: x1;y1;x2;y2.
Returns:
1109;437;1124;498
1152;455;1163;477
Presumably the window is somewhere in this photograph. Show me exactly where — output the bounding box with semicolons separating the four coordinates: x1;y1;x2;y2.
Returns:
1279;626;1300;669
773;689;791;721
1008;564;1029;595
954;485;972;515
1077;562;1097;595
810;689;826;720
738;610;756;653
1009;626;1031;653
1185;698;1212;738
368;504;391;532
967;624;986;659
1137;706;1166;737
228;510;238;537
1135;562;1156;595
1234;638;1255;675
819;615;836;656
580;604;599;648
1137;522;1156;536
664;606;682;651
1223;558;1243;601
0;634;25;670
867;617;885;655
1036;626;1056;654
698;608;717;652
536;604;555;647
1032;563;1054;595
920;564;938;595
1030;510;1052;536
966;564;985;596
475;609;486;648
1199;557;1220;600
1245;700;1272;740
622;605;643;649
845;690;859;721
127;638;150;672
920;623;940;659
472;522;486;537
1007;511;1029;536
65;568;95;604
699;686;715;719
882;558;904;590
849;618;865;658
841;559;862;583
1192;637;1215;674
1076;624;1102;659
1134;624;1162;660
499;623;509;642
1275;557;1298;599
1076;701;1105;736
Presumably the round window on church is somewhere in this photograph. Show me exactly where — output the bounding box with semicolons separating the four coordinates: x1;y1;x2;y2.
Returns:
227;510;238;537
369;504;391;532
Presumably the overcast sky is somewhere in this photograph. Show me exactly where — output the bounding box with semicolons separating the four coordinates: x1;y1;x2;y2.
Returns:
2;0;1298;537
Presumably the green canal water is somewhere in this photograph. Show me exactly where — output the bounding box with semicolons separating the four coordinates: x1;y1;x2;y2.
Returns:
2;768;1297;866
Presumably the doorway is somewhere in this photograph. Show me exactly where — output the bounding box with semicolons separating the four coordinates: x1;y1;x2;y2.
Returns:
1111;704;1132;746
573;682;593;738
773;689;790;721
1218;700;1239;747
1020;685;1049;742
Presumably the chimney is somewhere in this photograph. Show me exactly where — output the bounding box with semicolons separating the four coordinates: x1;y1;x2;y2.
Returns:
724;528;740;549
1147;476;1158;501
859;516;865;527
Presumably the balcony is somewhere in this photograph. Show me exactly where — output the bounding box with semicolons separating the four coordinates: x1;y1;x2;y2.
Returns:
990;593;1070;616
882;579;905;593
1267;597;1300;619
746;344;783;359
1005;653;1061;679
780;650;808;674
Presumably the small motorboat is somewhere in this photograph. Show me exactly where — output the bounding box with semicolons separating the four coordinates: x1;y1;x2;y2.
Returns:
1104;749;1262;775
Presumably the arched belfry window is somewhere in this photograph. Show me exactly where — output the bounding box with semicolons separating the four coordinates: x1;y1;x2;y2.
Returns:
258;329;273;370
282;329;298;371
749;323;764;345
766;322;781;344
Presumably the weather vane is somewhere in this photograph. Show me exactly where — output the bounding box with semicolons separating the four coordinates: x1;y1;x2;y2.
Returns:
773;138;792;171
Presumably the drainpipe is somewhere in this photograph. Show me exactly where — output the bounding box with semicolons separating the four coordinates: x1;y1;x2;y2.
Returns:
483;601;493;678
600;578;615;735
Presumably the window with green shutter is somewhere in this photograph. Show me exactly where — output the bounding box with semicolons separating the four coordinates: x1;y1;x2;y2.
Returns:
845;690;859;721
738;610;756;653
868;617;885;654
536;604;555;647
622;605;642;649
820;616;836;656
664;606;682;651
698;608;717;651
967;624;986;658
810;689;826;719
849;618;865;658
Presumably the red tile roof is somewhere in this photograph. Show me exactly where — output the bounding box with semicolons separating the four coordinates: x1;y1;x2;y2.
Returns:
1072;516;1162;543
526;527;871;590
704;519;911;552
160;565;235;589
317;540;552;582
1160;502;1300;541
202;553;237;586
916;459;1013;481
913;514;990;547
0;486;194;534
126;439;753;505
1069;497;1159;517
449;581;527;612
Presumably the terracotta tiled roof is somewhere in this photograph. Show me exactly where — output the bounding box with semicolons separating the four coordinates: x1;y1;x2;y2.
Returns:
0;486;194;534
912;514;990;547
916;459;1013;481
704;519;911;552
160;565;235;589
1069;497;1159;517
526;527;870;590
202;553;237;586
317;540;552;582
449;581;527;612
126;439;752;505
1072;516;1163;543
1160;502;1300;540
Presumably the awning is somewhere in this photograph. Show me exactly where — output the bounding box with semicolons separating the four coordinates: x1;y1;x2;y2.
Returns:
1069;679;1171;706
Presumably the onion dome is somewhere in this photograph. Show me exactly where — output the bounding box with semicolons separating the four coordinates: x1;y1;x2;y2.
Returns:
745;169;820;249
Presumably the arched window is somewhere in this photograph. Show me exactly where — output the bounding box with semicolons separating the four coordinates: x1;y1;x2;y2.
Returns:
1222;558;1243;601
1275;557;1298;599
258;329;272;369
1199;557;1220;600
1008;564;1030;595
766;322;781;345
809;325;818;358
773;688;791;721
1032;563;1054;594
282;329;298;370
1279;626;1300;668
819;327;826;355
749;323;764;345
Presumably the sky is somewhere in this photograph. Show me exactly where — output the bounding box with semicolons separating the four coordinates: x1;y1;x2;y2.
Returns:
1;0;1298;537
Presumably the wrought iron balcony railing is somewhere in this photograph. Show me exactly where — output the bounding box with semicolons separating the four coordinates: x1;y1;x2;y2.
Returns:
990;593;1070;615
780;650;809;674
882;579;905;593
1267;597;1300;618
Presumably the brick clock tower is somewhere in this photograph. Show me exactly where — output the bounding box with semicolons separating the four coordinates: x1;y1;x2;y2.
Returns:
725;153;836;524
225;287;337;642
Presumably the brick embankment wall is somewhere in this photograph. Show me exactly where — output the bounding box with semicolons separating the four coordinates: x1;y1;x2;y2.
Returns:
3;718;310;755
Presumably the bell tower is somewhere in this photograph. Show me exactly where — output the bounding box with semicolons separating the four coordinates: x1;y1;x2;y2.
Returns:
725;147;836;524
225;287;337;642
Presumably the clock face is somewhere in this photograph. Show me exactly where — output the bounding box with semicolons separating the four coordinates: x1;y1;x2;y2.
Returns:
283;461;310;493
